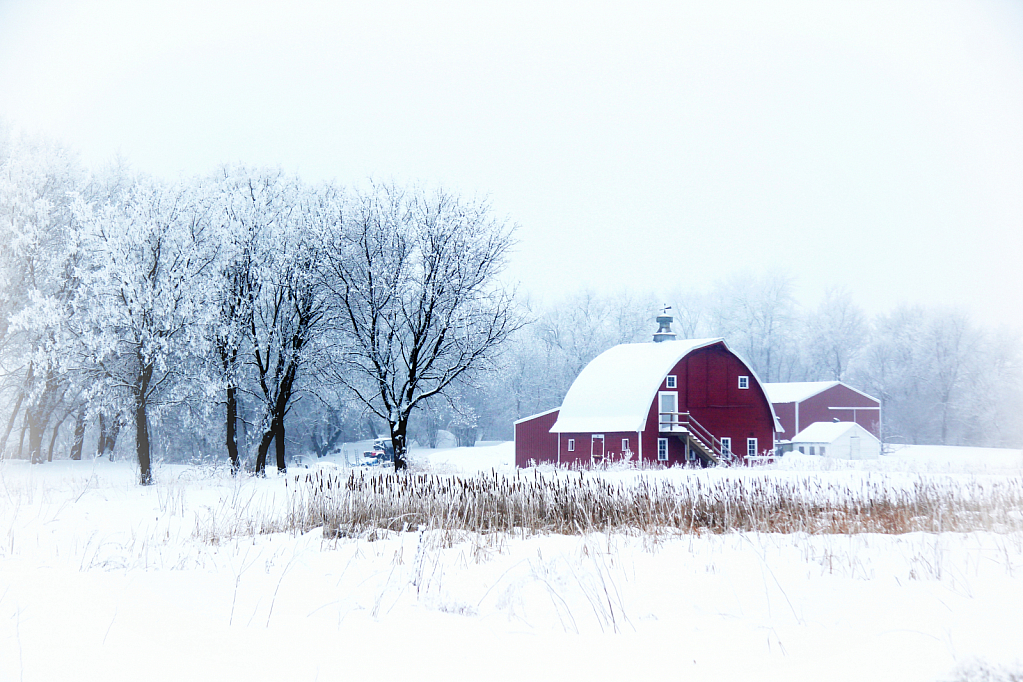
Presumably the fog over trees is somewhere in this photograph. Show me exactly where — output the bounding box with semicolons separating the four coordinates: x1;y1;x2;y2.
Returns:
1;128;1020;481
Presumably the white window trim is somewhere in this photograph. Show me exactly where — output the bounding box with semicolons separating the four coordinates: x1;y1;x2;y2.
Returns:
721;437;731;455
621;438;630;452
567;438;575;452
738;376;749;389
747;437;758;457
657;438;668;461
666;375;677;389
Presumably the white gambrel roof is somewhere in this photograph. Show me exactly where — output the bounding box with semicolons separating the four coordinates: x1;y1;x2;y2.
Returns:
550;338;779;434
763;381;880;405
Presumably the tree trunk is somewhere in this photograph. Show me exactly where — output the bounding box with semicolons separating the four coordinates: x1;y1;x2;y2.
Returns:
274;417;287;473
254;425;275;476
136;398;152;485
69;408;86;460
135;359;154;485
27;410;45;464
97;413;108;458
221;343;241;474
390;418;409;472
105;418;122;461
226;383;240;474
46;414;67;462
17;417;28;459
0;389;25;459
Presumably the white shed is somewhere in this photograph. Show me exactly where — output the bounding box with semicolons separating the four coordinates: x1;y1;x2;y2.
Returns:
788;422;881;460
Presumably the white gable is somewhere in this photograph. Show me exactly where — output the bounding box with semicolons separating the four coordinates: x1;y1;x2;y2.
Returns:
550;337;767;434
791;421;871;444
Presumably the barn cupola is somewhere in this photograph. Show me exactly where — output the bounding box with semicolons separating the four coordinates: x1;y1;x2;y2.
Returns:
652;306;677;343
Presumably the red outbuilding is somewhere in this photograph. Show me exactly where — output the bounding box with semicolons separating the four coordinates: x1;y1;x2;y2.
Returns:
763;381;881;440
514;314;780;467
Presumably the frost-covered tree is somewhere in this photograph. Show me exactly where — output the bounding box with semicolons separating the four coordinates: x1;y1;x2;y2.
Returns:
0;128;85;462
246;177;332;475
205;168;274;473
71;176;218;484
708;273;798;382
532;289;655;401
804;287;867;381
320;184;520;471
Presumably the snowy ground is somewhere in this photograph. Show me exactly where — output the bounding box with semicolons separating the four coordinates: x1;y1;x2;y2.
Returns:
2;443;1022;681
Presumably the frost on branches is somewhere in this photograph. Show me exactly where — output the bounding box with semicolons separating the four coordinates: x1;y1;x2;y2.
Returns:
71;177;218;484
320;184;522;471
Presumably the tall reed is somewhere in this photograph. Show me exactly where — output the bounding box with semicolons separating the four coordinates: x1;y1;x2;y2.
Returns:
286;469;1023;538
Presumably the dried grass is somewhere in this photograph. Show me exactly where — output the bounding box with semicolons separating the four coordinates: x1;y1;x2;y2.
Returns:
286;469;1023;538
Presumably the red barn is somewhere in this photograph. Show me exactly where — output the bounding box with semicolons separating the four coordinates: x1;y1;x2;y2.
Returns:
514;336;780;468
763;381;881;440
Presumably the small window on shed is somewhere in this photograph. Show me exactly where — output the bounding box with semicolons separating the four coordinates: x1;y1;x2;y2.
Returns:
738;376;749;389
657;438;668;461
820;446;826;456
567;438;575;452
666;375;677;389
622;438;630;452
809;445;816;456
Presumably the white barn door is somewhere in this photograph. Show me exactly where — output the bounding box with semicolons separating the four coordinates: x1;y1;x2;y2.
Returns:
658;392;678;431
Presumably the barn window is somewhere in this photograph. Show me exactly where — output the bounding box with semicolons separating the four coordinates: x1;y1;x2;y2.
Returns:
657;438;668;461
721;437;731;455
622;438;630;452
747;438;758;457
738;376;749;389
666;375;676;389
567;439;575;452
687;446;697;461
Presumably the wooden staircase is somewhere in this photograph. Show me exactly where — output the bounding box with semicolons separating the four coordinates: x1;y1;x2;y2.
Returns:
658;411;730;465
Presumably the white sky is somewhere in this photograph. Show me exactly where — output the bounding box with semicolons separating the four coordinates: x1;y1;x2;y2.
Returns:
1;0;1021;329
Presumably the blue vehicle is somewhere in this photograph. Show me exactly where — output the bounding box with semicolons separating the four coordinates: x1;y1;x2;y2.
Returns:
371;437;394;465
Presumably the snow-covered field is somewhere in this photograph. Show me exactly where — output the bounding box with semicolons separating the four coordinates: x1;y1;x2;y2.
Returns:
2;443;1022;682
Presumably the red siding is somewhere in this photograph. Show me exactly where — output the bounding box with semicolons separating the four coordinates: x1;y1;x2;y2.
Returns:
772;384;880;439
638;342;775;465
558;431;638;467
514;409;559;467
798;385;880;438
515;341;778;468
773;401;796;439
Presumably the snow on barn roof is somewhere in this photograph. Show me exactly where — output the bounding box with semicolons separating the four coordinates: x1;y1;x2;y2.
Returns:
790;421;875;444
550;338;721;433
763;381;881;405
549;338;782;434
762;381;840;404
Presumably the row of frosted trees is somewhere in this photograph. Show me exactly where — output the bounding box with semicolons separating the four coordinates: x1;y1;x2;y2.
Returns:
0;130;519;482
